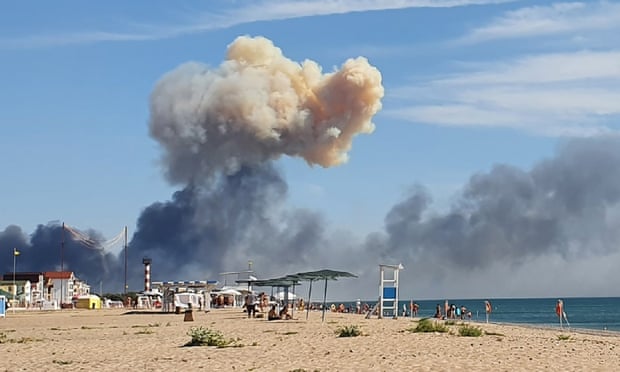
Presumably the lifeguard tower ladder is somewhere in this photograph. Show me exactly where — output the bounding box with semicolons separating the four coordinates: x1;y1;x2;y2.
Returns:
378;263;404;319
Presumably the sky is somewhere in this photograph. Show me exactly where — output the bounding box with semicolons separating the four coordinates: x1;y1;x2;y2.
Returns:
2;0;620;301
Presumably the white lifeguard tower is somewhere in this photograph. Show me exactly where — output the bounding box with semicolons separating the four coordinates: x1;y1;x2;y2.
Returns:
378;263;404;319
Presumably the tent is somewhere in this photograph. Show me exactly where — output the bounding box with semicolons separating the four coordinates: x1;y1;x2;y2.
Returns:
294;269;357;322
275;291;297;300
213;288;244;307
218;288;243;296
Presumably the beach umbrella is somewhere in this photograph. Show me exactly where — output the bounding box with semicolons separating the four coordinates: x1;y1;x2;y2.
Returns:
294;269;358;322
252;276;301;316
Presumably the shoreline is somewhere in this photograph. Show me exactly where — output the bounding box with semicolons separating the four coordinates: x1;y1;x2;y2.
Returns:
2;307;620;371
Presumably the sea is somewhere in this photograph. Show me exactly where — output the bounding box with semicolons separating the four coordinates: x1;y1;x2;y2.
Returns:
333;297;620;332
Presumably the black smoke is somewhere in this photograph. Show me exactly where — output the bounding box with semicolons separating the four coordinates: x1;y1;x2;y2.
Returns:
122;163;329;288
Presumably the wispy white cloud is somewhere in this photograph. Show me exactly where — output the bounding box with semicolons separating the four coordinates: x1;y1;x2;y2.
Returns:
0;0;512;49
435;51;620;85
215;0;513;22
386;50;620;137
460;1;620;43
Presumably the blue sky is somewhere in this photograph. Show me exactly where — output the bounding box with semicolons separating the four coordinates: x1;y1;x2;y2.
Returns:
2;0;620;299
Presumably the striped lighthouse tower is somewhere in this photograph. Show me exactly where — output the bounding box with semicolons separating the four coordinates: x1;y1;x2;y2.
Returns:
143;257;152;292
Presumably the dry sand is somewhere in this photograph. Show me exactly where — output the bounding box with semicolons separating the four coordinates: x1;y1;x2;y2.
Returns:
1;307;619;371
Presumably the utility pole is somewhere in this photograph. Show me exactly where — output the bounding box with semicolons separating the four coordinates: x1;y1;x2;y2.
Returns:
124;226;128;295
13;248;19;313
60;222;65;309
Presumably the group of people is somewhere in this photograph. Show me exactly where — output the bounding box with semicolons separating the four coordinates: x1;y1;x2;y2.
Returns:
243;292;294;320
267;304;292;320
434;302;473;320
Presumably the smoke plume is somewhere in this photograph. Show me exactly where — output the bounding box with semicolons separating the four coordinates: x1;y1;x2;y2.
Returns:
149;35;384;182
0;223;119;287
125;164;329;282
120;36;385;287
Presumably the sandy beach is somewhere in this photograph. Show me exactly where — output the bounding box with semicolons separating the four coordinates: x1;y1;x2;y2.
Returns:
1;307;619;371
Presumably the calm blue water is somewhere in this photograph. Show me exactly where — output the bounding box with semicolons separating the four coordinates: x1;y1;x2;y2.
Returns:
334;297;620;332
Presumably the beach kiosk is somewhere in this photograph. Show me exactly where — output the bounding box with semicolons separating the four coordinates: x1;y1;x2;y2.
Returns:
76;295;102;309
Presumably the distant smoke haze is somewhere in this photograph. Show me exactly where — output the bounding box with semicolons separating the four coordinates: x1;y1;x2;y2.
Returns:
365;137;620;299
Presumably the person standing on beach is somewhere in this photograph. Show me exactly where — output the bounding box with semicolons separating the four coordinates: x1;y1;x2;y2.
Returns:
434;304;442;319
556;299;569;327
245;292;257;318
485;300;492;323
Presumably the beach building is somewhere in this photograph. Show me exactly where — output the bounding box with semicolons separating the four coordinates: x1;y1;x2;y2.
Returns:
2;271;90;309
2;272;45;305
43;271;75;307
72;278;91;297
0;280;31;307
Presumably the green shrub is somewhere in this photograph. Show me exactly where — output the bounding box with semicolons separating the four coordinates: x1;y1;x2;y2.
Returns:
0;332;41;344
185;327;234;347
458;324;483;337
336;325;362;337
411;318;448;333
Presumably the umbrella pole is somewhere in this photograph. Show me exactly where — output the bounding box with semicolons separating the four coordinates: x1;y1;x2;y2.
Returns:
321;278;328;323
306;280;313;320
291;284;296;318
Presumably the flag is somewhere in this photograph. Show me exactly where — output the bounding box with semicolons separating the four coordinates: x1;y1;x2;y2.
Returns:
13;248;20;256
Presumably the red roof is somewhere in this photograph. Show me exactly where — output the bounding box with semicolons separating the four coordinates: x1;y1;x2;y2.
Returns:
44;271;73;280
